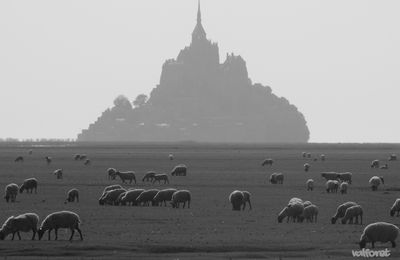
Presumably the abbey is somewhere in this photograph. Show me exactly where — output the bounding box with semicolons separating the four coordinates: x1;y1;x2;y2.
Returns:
78;3;310;143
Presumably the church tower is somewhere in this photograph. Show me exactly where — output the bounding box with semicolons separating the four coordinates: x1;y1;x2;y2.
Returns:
192;1;207;43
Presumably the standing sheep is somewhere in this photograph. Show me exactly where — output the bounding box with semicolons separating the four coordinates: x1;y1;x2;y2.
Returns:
320;154;326;161
115;171;136;184
389;154;397;161
229;190;244;211
38;211;83;241
169;154;174;160
302;152;307;158
269;173;284;184
142;171;156;182
171;164;187;176
300;204;318;223
337;172;352;184
74;154;81;160
107;168;117;180
54;169;63;179
0;213;39;240
369;176;384;191
331;201;358;224
371;160;380;168
326;180;339;193
262;158;274;167
84;159;91;166
340;182;348;194
4;183;19;203
321;172;339;181
136;189;160;206
152;174;169;184
341;205;363;224
390;199;400;217
171;190;191;209
45;156;52;165
306;179;314;191
153;188;177;206
66;188;79;203
359;222;399;248
19;178;38;194
304;163;310;172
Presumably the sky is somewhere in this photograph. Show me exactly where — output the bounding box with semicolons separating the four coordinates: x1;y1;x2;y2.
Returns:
0;0;399;143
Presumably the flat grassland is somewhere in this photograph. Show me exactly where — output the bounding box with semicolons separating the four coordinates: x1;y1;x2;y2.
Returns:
0;143;399;259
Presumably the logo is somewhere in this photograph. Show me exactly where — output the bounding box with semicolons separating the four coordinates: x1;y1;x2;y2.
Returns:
352;248;391;258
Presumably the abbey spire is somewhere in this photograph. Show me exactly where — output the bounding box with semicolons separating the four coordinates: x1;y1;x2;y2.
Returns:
192;0;206;43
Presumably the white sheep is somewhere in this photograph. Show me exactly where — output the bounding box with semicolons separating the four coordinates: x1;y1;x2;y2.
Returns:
380;164;389;170
331;201;358;224
390;199;400;217
300;204;318;223
102;184;123;196
269;173;284;184
38;211;82;241
171;190;191;209
229;190;245;211
337;172;352;184
306;179;314;191
107;168;117;180
19;178;38;194
120;189;145;206
341;205;363;224
389;154;397;161
340;182;349;194
99;188;126;205
326;180;339;193
262;158;274;167
303;201;312;208
45;156;52;165
320;154;326;161
142;171;156;182
4;183;19;203
169;154;174;160
66;188;79;203
371;159;380;168
152;174;169;184
136;189;160;206
359;222;399;248
369;176;384;191
0;213;39;240
54;169;63;179
153;188;177;206
304;163;310;172
171;165;187;176
115;171;136;184
288;197;303;205
321;172;339;181
278;202;304;223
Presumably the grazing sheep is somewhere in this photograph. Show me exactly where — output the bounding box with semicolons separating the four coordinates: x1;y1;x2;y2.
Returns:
288;197;303;205
19;178;38;194
278;203;304;223
4;183;19;203
331;201;358;224
321;172;339;181
371;159;380;168
304;163;310;172
169;154;174;160
269;173;284;184
306;179;314;191
242;191;252;210
359;222;399;249
152;174;169;184
300;204;318;223
142;171;156;182
119;189;145;206
326;180;339;193
229;190;244;211
54;169;63;179
45;156;52;165
101;185;123;196
320;154;326;161
38;211;82;241
390;199;400;217
339;182;348;194
369;176;384;191
66;188;79;203
341;205;363;224
337;172;352;184
84;159;91;166
14;156;24;162
303;201;312;208
115;171;136;184
136;189;159;206
107;168;117;180
389;154;397;161
171;164;187;176
380;164;389;170
99;188;126;205
262;158;274;167
171;190;191;209
0;213;39;240
74;154;81;160
153;188;177;206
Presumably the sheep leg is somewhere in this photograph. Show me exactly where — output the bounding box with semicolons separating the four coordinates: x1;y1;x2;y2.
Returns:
77;196;79;203
397;211;400;217
17;232;21;240
69;228;75;241
11;232;15;240
248;200;252;210
32;230;36;240
355;216;358;224
188;201;190;208
183;202;186;208
48;229;52;240
371;241;375;248
76;227;83;240
55;229;58;240
391;241;396;248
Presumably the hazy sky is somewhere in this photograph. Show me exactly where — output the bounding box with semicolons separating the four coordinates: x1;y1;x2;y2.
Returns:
0;1;399;143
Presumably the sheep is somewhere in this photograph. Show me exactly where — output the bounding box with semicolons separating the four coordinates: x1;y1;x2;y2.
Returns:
229;190;244;211
169;154;174;160
0;213;39;240
54;169;63;179
119;189;145;206
28;150;33;155
300;204;318;223
380;164;389;170
152;174;169;184
74;154;81;160
19;178;38;194
99;188;126;205
321;172;339;181
339;182;348;194
304;163;310;172
4;183;19;203
136;189;159;206
359;222;399;249
326;180;339;193
371;159;380;168
153;188;178;206
390;199;400;217
269;173;284;184
84;159;91;166
45;156;52;165
331;201;358;224
142;171;156;182
38;211;82;241
242;191;252;210
14;156;24;162
79;154;87;160
262;158;274;167
306;179;314;191
341;205;363;224
66;188;79;203
389;154;397;161
303;201;312;208
306;153;311;158
369;176;384;191
171;190;191;209
278;202;304;223
101;184;123;196
302;152;307;158
171;164;187;176
115;171;136;184
337;172;352;184
107;168;117;180
288;197;303;205
320;154;326;161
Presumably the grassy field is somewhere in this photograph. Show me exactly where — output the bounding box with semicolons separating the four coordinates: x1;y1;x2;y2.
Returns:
0;142;399;259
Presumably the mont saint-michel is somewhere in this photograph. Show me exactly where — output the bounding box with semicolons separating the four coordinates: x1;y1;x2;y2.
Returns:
78;4;309;143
